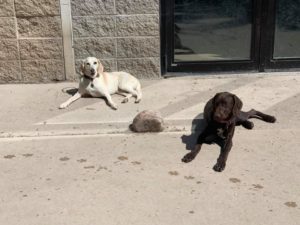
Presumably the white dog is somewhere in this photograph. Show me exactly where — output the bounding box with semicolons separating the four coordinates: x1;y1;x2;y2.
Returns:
59;57;142;110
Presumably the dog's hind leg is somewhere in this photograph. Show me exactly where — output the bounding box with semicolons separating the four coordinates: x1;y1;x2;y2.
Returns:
120;86;141;103
135;83;142;103
121;93;133;103
246;109;276;123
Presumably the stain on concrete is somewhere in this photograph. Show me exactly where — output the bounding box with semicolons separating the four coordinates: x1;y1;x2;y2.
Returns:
131;161;141;165
77;159;87;163
184;176;195;180
22;154;33;157
169;171;179;176
189;211;195;214
284;202;297;208
59;157;70;161
229;178;241;183
4;155;15;159
84;166;95;169
23;194;28;197
97;166;108;171
252;184;264;189
118;156;128;161
196;181;202;184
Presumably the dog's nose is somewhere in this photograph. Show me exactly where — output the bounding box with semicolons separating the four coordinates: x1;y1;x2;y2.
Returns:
90;68;95;74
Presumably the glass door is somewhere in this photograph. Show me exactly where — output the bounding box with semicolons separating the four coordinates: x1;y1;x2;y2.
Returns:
262;0;300;70
162;0;262;73
162;0;300;74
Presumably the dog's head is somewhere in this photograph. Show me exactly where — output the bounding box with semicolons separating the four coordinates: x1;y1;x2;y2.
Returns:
211;92;243;123
80;57;104;78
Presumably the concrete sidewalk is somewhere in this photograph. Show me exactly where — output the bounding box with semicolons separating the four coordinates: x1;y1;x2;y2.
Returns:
0;72;299;138
1;72;300;225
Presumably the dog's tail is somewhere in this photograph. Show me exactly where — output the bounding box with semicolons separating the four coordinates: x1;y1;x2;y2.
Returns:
135;82;142;103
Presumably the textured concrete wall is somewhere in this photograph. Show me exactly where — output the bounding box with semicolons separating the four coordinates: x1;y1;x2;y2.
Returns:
0;0;65;83
71;0;160;79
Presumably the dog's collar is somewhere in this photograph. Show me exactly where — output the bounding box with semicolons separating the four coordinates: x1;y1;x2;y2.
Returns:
83;74;99;88
83;74;99;81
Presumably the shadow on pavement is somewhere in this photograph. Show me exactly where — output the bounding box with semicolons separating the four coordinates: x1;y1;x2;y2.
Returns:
181;113;206;151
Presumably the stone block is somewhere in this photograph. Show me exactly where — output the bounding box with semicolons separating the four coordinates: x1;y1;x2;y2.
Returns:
0;18;16;39
117;58;160;78
117;37;160;58
116;15;159;36
21;60;65;83
18;16;62;38
15;0;60;17
0;61;21;83
19;39;63;60
116;0;159;14
73;38;116;59
0;0;14;17
0;40;19;60
73;16;115;38
130;110;164;132
71;0;115;16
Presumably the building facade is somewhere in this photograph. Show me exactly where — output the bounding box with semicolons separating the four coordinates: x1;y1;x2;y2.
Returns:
0;0;299;83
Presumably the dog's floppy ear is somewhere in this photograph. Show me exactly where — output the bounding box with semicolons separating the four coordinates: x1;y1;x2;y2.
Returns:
97;59;104;74
80;62;85;75
232;94;243;116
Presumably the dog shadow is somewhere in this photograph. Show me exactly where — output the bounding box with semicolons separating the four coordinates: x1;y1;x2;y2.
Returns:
181;113;207;151
61;87;116;109
62;87;78;96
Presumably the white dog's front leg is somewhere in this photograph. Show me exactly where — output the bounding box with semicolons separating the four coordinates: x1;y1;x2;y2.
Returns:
104;92;118;110
59;92;81;109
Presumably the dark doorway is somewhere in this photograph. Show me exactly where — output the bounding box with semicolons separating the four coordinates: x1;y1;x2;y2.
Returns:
161;0;300;74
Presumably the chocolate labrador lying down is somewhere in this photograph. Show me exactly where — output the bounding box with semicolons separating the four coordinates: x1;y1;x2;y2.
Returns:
182;92;276;172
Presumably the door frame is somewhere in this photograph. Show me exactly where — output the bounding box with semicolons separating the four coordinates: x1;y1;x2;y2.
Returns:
260;0;300;71
161;0;300;75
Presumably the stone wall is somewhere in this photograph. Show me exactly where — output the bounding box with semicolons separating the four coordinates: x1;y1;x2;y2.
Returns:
0;0;65;83
71;0;160;79
0;0;161;83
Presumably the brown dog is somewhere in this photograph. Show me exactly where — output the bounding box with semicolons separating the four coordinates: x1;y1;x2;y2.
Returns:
182;92;276;172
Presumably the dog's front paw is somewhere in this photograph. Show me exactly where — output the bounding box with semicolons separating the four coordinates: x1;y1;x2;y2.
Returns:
111;104;118;110
182;152;196;163
59;103;68;109
213;161;226;172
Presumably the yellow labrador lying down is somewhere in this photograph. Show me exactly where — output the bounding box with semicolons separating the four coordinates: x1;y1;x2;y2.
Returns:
59;57;142;110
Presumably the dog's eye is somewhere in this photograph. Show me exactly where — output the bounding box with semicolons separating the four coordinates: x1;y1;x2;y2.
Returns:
94;62;97;65
86;63;90;66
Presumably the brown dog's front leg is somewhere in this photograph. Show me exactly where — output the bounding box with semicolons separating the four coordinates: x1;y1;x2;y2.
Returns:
182;144;202;163
213;123;235;172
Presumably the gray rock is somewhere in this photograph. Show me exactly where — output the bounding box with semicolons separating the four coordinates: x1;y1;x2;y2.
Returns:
130;110;164;132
